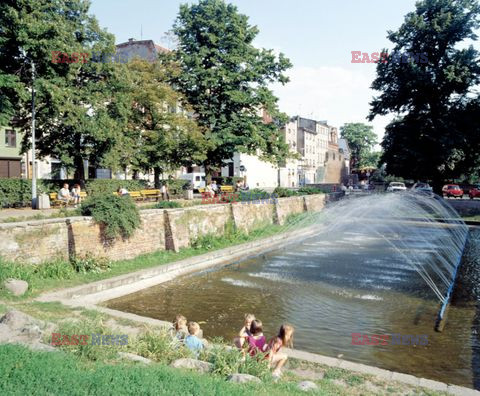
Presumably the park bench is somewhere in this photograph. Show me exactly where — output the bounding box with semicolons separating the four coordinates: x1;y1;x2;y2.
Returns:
141;189;162;201
112;191;144;201
220;185;234;193
49;191;87;207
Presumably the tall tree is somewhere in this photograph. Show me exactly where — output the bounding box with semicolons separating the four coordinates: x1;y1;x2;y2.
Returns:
0;0;129;180
107;59;207;186
368;0;480;187
340;123;378;170
168;0;292;181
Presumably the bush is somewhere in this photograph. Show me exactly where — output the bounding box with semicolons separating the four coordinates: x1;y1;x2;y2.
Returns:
131;329;192;364
0;179;33;207
239;188;270;202
162;179;190;196
297;186;327;195
70;254;111;274
201;344;270;379
154;201;181;209
52;315;122;361
80;193;141;240
273;187;298;198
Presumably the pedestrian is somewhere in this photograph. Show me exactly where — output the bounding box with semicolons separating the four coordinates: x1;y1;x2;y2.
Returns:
58;183;72;204
161;182;170;201
71;184;82;206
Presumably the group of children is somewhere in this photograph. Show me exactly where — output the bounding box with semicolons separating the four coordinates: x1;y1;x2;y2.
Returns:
171;313;294;378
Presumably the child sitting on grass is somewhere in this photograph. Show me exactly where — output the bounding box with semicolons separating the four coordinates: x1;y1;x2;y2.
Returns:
265;324;294;378
172;314;188;342
185;322;204;356
245;319;266;357
234;313;255;348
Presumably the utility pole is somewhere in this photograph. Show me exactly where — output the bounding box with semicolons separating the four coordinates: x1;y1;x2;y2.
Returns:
31;61;37;209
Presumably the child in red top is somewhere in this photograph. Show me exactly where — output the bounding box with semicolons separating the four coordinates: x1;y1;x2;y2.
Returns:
265;324;294;378
245;319;266;357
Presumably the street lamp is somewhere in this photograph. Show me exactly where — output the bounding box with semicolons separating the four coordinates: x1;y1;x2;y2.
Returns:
21;49;37;209
30;61;37;209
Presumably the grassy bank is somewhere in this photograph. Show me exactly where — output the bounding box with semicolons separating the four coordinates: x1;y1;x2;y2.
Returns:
0;212;318;300
0;343;333;396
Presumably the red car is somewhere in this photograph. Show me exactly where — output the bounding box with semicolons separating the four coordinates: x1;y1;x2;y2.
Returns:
469;185;480;199
442;184;464;198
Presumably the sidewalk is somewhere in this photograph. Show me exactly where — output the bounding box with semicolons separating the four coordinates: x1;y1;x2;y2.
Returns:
0;207;62;221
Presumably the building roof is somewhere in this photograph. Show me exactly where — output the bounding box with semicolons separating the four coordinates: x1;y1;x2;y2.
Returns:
115;39;169;62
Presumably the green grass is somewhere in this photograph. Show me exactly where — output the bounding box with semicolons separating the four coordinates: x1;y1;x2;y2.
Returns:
0;212;317;300
0;344;330;396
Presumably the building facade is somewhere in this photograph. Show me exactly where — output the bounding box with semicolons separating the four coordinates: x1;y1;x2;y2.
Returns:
279;116;345;186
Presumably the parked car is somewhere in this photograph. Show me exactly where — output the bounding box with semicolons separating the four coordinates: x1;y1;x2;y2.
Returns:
179;172;206;190
387;182;407;192
442;184;464;198
412;182;433;193
469;185;480;199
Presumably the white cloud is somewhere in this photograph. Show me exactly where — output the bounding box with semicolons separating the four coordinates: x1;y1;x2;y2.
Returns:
271;65;393;145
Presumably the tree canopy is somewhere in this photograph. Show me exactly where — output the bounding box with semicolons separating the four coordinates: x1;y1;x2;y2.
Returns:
0;0;131;179
168;0;292;180
340;123;379;170
369;0;480;185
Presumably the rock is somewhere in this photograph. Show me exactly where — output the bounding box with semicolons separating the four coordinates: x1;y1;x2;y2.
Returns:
0;310;40;330
170;358;213;373
0;310;45;344
227;373;262;384
119;352;153;364
3;279;28;296
298;381;318;391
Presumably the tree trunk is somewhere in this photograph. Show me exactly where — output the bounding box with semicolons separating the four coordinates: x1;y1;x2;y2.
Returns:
74;156;85;181
204;163;212;185
154;167;161;189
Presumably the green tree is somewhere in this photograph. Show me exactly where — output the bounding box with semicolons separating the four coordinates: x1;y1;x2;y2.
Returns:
339;123;378;170
0;0;130;180
168;0;292;181
368;0;480;188
109;59;207;186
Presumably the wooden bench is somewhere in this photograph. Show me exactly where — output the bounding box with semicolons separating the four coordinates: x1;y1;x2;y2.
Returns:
141;189;162;201
50;191;88;207
220;185;234;193
198;187;206;193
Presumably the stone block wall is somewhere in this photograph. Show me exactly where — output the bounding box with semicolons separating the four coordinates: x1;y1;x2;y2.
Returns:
70;210;166;261
275;196;306;225
304;194;326;212
231;202;276;233
0;219;70;264
165;204;232;251
0;194;328;264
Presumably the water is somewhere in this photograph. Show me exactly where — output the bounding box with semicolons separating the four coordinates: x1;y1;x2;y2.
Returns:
105;193;479;388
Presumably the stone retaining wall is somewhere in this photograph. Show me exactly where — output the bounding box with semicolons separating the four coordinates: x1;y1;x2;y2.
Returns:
0;194;327;264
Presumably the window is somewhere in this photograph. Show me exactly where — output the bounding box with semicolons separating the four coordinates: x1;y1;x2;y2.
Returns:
5;129;16;148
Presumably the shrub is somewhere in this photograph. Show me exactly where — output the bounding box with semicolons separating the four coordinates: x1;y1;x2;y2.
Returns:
0;179;33;207
154;200;181;209
52;315;122;361
131;329;192;364
273;187;298;198
70;254;111;274
201;344;270;379
33;260;76;280
80;193;141;240
239;188;270;202
297;186;327;195
162;179;190;196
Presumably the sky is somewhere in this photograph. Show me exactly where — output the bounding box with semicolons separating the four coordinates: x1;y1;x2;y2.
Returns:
89;0;423;142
